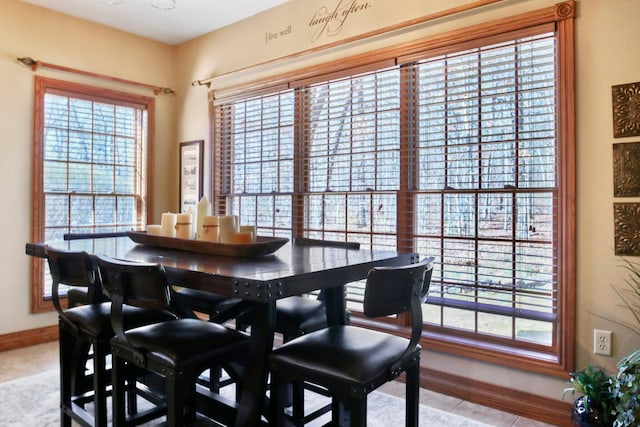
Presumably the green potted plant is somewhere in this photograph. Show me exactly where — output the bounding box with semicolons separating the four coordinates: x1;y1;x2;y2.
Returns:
563;365;615;426
610;350;640;427
563;258;640;426
608;259;640;427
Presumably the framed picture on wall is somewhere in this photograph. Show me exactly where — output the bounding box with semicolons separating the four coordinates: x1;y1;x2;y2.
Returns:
179;140;203;213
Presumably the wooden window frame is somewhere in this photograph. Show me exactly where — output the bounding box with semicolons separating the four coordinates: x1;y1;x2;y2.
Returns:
210;3;575;376
31;77;155;313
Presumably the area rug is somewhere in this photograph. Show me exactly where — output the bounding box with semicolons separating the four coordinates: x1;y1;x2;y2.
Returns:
0;370;492;426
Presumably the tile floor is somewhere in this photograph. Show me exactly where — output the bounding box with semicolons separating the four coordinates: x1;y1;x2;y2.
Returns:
0;341;557;427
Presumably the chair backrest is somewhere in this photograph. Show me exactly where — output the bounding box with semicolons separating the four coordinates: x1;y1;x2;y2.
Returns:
363;257;434;370
96;254;178;366
294;237;360;250
363;257;434;319
45;246;102;315
96;255;171;312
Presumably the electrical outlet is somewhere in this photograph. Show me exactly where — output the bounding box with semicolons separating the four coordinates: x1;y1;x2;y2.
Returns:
594;329;612;356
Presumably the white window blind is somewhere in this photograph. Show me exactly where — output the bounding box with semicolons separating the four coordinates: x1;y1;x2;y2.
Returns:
43;93;148;242
36;82;150;300
213;26;565;351
215;91;295;238
413;33;557;345
301;67;401;249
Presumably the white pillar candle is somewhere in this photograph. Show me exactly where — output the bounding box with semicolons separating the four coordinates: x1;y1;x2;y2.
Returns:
196;197;212;240
239;225;256;242
175;213;193;240
146;224;162;235
160;213;177;237
186;207;196;239
218;215;237;244
202;215;219;242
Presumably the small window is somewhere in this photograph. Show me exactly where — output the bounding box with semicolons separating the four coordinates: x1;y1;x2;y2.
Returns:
31;77;153;311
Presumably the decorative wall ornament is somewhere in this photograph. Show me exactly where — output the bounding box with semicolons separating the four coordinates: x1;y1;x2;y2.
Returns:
613;82;640;138
614;203;640;256
613;142;640;197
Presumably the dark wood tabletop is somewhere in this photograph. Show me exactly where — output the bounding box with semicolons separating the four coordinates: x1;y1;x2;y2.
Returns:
27;236;417;302
26;235;418;426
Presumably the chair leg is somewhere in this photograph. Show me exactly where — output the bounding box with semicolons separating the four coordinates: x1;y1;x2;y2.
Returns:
291;381;305;423
126;364;138;416
58;328;73;427
347;394;367;427
166;373;194;426
331;397;344;426
167;376;178;427
269;374;289;427
208;366;222;393
405;362;420;427
92;341;109;427
111;355;128;426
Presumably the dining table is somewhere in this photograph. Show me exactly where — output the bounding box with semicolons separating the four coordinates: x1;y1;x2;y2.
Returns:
26;233;418;426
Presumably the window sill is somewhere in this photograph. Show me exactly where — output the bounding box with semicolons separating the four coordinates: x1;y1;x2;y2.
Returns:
351;317;570;378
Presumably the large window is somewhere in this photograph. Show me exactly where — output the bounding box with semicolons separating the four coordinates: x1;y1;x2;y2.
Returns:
212;5;574;374
31;77;154;312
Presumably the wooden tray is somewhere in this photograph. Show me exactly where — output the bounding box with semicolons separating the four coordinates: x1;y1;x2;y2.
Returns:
126;231;288;257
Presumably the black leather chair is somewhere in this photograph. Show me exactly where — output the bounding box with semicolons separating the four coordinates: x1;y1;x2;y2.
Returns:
47;247;173;427
233;236;359;422
270;237;360;422
96;254;250;426
178;236;359;416
269;257;434;427
172;287;247;394
271;237;360;340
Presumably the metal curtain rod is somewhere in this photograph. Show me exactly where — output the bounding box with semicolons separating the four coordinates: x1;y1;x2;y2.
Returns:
17;56;175;95
192;0;507;87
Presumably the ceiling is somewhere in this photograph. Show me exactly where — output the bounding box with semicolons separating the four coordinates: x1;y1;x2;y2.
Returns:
21;0;291;45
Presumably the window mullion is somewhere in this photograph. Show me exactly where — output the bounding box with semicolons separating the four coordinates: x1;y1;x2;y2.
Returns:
398;65;417;254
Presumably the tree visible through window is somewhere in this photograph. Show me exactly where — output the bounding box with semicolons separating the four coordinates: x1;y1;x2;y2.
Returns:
212;6;574;373
414;33;557;346
31;77;153;311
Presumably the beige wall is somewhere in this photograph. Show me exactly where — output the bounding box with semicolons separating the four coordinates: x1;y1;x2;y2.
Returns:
0;0;176;332
3;0;640;405
173;0;640;400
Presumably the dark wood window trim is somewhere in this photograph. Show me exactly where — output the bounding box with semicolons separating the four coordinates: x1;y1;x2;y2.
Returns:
210;2;575;377
31;77;155;313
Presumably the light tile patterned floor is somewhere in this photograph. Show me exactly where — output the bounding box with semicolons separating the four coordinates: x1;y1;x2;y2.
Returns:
0;341;556;426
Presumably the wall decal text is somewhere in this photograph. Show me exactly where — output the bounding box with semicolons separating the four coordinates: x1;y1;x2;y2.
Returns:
265;25;293;43
309;0;372;42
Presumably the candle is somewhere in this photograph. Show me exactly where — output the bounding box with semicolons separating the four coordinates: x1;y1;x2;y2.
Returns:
160;213;177;237
175;213;193;240
219;215;237;243
239;225;256;242
146;224;162;235
186;207;196;239
196;197;212;240
235;231;253;243
202;215;219;242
